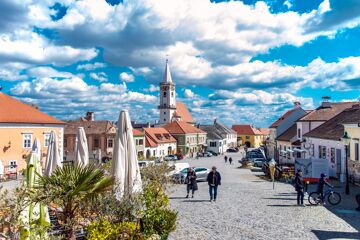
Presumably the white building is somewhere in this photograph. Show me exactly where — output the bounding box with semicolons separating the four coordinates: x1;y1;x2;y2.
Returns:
144;127;177;159
302;105;360;181
200;119;237;154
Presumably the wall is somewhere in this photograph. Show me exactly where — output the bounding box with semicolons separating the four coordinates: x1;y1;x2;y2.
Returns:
304;137;345;181
344;124;360;181
145;142;177;158
206;139;226;154
0;124;64;171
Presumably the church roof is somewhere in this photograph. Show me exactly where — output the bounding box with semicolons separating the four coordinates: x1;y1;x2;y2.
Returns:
175;102;193;123
164;121;205;134
162;61;173;83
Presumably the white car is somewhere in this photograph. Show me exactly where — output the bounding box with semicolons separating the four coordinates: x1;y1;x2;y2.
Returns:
164;155;178;161
168;162;190;176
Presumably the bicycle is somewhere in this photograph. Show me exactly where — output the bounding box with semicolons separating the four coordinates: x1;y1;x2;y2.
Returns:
308;188;341;205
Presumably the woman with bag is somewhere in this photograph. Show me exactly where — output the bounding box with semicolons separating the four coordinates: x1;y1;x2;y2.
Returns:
185;167;198;198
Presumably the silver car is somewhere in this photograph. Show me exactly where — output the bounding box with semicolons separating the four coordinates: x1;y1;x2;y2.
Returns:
172;167;210;183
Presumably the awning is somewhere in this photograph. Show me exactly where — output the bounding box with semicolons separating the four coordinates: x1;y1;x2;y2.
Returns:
293;148;306;153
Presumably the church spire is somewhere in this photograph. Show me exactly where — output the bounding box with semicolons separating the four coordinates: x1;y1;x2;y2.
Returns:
162;59;173;83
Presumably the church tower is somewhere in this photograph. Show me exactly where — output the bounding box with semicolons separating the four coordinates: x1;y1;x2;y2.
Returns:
158;60;176;124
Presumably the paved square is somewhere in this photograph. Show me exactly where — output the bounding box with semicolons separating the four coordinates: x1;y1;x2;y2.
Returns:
169;152;360;240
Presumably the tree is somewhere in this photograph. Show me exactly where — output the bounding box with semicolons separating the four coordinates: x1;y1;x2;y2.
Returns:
38;164;113;239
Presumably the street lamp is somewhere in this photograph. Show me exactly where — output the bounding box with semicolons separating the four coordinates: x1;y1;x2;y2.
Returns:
341;131;351;195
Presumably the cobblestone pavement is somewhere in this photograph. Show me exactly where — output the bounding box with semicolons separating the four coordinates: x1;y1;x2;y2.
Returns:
168;152;360;240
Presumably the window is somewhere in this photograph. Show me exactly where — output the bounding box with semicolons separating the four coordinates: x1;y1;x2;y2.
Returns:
321;146;326;159
44;133;50;147
171;92;174;97
163;91;167;97
210;142;217;147
297;128;301;138
330;148;335;163
23;134;32;148
318;145;322;158
94;138;99;149
245;136;250;140
64;138;68;148
164;119;166;122
164;111;166;115
355;143;359;161
107;138;114;148
9;160;17;168
155;134;163;140
138;139;144;145
311;144;314;157
153;150;156;156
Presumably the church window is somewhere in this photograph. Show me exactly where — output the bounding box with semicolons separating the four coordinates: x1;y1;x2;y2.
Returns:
163;91;167;97
171;92;174;97
164;119;166;122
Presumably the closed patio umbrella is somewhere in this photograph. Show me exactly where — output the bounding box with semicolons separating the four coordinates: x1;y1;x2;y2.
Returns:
20;138;50;239
45;131;62;176
111;110;142;199
75;127;89;166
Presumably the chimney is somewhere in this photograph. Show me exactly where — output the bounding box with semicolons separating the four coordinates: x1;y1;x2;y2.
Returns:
321;96;331;108
214;118;217;124
293;101;301;108
86;112;94;121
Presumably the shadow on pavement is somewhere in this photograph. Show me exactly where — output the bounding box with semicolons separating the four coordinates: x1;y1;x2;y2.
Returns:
182;200;211;203
263;197;296;201
169;196;186;200
267;204;299;207
311;229;360;240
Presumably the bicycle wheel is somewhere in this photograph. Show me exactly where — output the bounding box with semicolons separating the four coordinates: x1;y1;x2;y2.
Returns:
327;192;341;205
308;192;321;205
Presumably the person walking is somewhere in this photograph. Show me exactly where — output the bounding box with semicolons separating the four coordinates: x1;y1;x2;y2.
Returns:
185;167;198;198
224;155;228;163
317;173;333;204
207;166;221;202
229;157;233;165
294;169;305;206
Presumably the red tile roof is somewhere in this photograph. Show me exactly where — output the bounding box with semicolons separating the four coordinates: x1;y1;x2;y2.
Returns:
232;125;263;135
175;102;193;123
259;128;270;135
304;105;360;140
269;108;297;128
132;128;144;136
299;102;359;122
164;121;205;134
0;93;65;125
144;127;177;147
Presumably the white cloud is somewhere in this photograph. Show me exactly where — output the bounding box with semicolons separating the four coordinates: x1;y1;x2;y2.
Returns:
0;30;98;66
184;89;195;98
144;84;158;92
10;76;157;121
0;62;29;81
77;62;107;71
284;0;293;9
119;72;135;82
90;72;107;82
27;66;75;78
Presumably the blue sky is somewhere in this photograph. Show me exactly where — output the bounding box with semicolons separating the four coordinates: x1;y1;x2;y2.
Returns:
0;0;360;127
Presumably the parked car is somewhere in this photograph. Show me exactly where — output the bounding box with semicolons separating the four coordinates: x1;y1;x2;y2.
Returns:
168;162;190;176
138;160;155;168
227;148;238;153
172;167;210;183
207;150;218;156
203;151;213;157
164;154;178;161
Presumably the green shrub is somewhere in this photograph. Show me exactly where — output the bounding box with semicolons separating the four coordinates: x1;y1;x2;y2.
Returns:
87;221;144;240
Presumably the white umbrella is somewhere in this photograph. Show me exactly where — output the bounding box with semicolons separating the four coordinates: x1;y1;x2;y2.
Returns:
111;110;142;199
20;139;50;239
45;131;62;176
75;127;89;166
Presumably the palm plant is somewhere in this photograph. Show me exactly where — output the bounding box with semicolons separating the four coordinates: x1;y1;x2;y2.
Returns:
38;164;114;239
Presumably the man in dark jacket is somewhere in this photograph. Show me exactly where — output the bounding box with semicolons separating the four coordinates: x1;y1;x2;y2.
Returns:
207;166;221;202
295;169;305;206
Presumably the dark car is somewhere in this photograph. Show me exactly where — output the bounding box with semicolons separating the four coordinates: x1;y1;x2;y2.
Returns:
227;148;238;153
208;150;218;156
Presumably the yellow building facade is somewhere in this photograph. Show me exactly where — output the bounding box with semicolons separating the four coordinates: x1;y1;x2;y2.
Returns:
0;93;65;174
344;123;360;181
232;125;264;148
